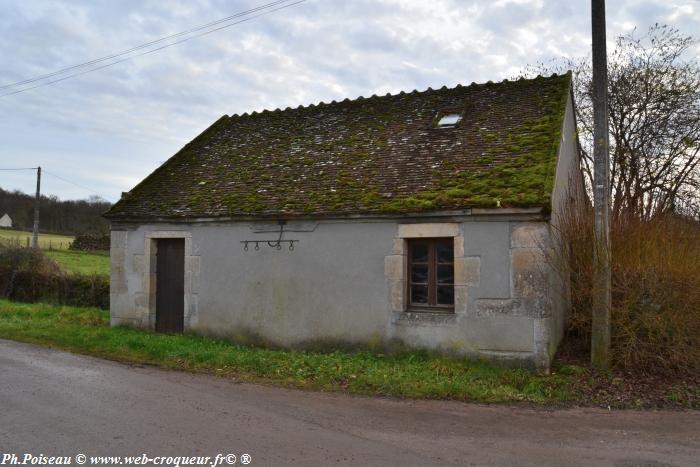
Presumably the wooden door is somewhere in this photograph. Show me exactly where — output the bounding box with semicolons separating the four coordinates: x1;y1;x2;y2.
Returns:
155;238;185;333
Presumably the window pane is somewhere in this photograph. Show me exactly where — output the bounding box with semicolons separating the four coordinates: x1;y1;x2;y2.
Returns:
411;243;428;262
411;265;428;283
411;285;428;304
437;113;462;127
437;265;454;284
437;286;454;305
436;242;454;263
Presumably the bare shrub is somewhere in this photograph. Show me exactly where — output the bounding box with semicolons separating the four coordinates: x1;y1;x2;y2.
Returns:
556;208;700;375
0;245;60;295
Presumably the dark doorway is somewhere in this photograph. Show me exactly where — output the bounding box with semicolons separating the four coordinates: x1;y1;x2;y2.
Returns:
155;238;185;333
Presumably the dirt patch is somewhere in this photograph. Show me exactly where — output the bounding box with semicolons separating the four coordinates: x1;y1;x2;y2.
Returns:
554;350;699;409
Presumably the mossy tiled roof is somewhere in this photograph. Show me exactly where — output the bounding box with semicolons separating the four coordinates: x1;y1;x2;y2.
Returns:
106;73;571;220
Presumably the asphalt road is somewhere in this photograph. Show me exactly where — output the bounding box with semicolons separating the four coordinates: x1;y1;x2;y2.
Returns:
1;339;698;467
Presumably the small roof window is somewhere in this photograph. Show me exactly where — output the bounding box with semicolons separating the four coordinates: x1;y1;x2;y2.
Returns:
436;113;462;128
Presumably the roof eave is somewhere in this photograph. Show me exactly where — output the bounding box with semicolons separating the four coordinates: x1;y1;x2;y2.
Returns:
106;206;548;226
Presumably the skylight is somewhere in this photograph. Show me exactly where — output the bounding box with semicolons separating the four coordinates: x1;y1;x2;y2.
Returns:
436;113;462;128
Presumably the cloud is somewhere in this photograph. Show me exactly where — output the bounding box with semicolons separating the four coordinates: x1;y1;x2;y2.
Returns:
0;0;698;201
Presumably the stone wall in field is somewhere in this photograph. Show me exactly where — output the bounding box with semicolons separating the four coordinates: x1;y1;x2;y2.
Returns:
70;234;110;252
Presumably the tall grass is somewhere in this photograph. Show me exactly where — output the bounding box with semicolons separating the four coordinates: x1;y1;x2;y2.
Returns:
556;206;700;375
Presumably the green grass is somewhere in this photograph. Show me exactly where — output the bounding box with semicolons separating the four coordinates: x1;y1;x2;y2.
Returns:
0;299;573;404
0;229;73;250
45;250;110;276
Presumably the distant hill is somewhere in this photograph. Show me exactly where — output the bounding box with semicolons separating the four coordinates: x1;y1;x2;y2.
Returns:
0;187;111;235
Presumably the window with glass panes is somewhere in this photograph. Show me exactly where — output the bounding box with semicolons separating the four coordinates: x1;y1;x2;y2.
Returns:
407;238;454;311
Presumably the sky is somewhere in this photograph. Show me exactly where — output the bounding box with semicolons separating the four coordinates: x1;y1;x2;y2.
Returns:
1;0;699;202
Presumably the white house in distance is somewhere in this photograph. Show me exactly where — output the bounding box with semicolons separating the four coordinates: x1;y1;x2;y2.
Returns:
105;73;585;370
0;213;12;228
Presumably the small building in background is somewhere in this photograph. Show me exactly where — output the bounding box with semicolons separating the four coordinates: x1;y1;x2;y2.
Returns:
0;213;12;228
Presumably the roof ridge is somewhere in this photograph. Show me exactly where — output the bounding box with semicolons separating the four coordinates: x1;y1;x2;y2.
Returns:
224;72;568;120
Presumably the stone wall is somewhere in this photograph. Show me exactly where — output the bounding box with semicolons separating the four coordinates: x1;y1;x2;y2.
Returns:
70;233;110;251
111;216;565;370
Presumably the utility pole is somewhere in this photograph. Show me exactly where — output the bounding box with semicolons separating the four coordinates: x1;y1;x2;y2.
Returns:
591;0;611;370
31;166;41;249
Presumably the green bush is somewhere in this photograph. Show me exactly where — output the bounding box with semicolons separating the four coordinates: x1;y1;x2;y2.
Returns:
0;245;108;309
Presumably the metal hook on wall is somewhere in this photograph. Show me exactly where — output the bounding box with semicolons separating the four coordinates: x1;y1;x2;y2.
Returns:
241;219;299;252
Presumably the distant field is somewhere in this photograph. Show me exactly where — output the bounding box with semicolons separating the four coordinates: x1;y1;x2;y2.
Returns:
0;229;109;276
0;229;73;249
45;250;110;276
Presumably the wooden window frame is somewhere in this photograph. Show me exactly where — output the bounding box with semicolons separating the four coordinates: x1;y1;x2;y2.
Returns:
406;238;455;313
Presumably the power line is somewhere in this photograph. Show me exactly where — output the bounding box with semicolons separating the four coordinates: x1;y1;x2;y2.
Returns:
0;0;307;97
0;166;107;199
42;169;105;198
0;0;297;91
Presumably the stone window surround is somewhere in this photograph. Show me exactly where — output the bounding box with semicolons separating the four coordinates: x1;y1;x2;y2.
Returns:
406;237;455;311
136;231;200;331
385;223;480;315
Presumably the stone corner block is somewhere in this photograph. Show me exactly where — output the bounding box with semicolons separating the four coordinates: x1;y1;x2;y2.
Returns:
511;222;550;249
186;255;201;275
384;255;406;280
133;254;145;273
391;238;406;255
453;236;465;258
388;280;406;312
454;285;468;314
455;256;480;286
511;249;549;300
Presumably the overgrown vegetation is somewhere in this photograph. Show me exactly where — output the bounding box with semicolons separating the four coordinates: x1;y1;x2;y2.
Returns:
553;207;700;376
0;246;108;309
0;300;695;407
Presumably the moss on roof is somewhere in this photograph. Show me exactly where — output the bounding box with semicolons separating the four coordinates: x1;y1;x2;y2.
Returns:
106;73;572;220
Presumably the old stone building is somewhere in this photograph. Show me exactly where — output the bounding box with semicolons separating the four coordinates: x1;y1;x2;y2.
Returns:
105;73;584;370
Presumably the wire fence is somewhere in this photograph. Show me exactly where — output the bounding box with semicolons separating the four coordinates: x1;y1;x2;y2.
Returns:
0;234;73;250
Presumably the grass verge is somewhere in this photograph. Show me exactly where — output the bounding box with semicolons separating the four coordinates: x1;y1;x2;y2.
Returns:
45;250;110;276
0;300;696;408
0;299;569;403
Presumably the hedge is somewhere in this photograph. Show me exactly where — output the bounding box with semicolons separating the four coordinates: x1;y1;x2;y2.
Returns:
0;245;109;309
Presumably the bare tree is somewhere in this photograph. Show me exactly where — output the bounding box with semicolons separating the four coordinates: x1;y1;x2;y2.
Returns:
523;24;700;219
